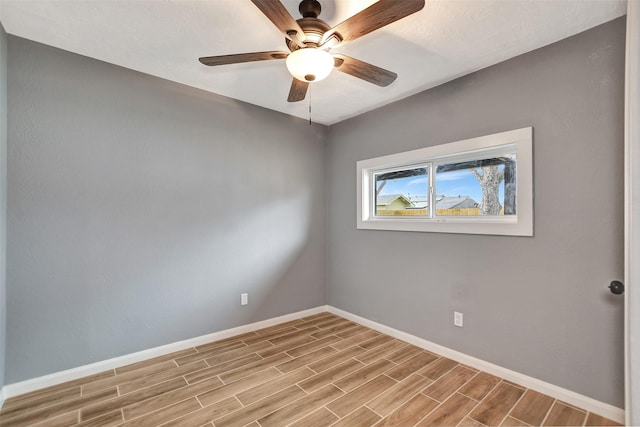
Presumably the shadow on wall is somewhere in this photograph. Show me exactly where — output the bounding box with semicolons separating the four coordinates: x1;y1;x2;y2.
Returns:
181;188;315;324
8;161;317;380
97;188;315;345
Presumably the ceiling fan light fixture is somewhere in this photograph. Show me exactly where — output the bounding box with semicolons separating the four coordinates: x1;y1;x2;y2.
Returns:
286;48;333;82
199;0;425;102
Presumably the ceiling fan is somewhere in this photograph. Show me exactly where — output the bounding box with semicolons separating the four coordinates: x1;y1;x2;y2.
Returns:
199;0;425;102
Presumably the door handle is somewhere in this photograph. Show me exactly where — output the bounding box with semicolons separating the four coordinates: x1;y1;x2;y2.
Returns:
609;280;625;295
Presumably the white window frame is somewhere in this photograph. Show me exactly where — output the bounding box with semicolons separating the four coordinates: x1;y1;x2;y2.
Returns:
357;127;533;236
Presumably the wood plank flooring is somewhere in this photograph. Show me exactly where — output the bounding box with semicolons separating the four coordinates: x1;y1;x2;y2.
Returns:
0;312;622;427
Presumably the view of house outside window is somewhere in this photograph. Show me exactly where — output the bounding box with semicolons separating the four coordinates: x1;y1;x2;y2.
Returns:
357;127;532;236
435;154;516;216
373;154;516;218
374;166;428;217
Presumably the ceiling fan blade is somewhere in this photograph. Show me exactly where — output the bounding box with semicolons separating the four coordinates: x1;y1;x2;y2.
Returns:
333;54;397;87
199;51;288;66
322;0;425;46
288;78;309;102
251;0;306;46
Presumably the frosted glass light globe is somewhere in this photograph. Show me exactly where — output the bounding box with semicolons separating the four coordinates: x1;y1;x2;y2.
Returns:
286;48;334;82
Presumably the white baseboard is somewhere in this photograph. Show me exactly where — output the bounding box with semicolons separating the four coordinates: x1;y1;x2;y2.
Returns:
3;305;329;399
326;305;625;424
3;304;625;424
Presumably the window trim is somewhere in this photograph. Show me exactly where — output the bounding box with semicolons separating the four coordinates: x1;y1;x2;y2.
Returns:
356;127;533;236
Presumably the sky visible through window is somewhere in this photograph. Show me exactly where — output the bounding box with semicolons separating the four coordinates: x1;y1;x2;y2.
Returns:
379;166;505;203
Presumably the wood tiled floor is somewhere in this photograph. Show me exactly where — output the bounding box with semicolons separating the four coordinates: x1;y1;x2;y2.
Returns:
0;313;622;427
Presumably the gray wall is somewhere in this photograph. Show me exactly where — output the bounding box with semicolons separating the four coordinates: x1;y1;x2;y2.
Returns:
327;18;625;407
0;22;7;390
6;36;327;383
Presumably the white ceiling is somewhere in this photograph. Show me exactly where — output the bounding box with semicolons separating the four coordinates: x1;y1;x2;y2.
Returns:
0;0;627;125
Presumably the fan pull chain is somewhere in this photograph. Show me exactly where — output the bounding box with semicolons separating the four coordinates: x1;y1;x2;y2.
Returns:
308;86;312;126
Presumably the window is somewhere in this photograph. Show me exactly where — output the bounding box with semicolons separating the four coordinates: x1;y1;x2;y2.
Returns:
434;152;516;217
374;165;429;217
357;127;533;236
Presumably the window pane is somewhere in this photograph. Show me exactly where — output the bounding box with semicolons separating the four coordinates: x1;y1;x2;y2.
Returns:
374;166;428;217
435;155;516;216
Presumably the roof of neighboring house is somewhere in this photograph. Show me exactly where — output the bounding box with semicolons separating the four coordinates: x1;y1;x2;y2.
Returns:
376;194;413;206
408;196;428;209
436;196;478;209
376;194;479;209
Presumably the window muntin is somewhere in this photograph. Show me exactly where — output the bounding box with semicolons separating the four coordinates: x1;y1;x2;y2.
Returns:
374;165;429;218
356;127;533;236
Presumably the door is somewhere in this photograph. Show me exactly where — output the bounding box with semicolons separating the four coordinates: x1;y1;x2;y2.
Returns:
625;1;639;425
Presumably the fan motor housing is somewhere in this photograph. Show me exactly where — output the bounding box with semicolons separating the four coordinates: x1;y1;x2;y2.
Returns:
286;17;331;51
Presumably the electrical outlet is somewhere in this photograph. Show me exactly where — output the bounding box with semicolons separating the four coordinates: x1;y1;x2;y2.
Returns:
454;311;463;327
241;293;248;306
